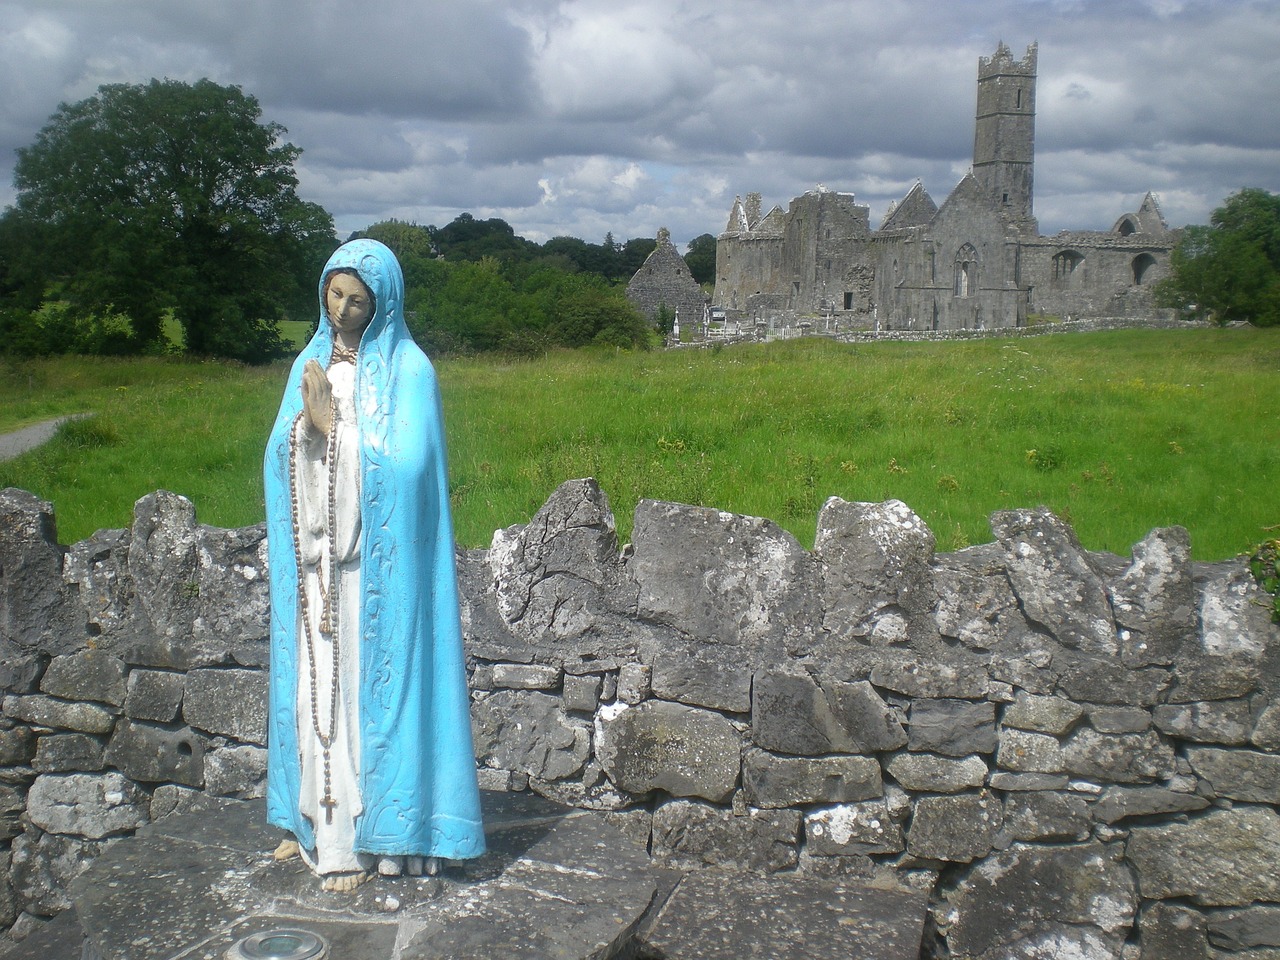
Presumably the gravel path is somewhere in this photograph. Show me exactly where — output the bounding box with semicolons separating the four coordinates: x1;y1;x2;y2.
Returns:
0;415;87;463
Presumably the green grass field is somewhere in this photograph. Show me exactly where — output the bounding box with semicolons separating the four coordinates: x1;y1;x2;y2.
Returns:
1;328;1276;561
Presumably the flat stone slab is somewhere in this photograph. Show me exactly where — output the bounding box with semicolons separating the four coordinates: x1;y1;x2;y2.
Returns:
638;870;929;960
52;791;656;960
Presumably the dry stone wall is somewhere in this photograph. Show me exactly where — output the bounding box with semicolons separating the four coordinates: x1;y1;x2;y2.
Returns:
2;482;1279;958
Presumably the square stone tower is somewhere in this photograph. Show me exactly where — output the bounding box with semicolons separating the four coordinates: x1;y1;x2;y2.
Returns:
973;41;1038;230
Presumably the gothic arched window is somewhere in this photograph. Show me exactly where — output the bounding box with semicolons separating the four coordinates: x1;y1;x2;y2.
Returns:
954;244;978;298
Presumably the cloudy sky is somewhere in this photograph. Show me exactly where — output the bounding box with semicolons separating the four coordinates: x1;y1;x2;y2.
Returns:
2;0;1277;251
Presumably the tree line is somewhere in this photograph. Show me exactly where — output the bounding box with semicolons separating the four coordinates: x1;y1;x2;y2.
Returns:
0;78;1270;364
0;79;717;363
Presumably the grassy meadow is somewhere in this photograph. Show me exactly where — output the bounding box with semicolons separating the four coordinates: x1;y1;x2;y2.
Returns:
1;327;1276;561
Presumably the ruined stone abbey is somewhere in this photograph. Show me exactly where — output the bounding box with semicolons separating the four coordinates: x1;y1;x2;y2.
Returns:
712;42;1177;330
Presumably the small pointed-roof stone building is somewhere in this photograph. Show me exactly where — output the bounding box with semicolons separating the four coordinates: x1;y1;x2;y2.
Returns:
626;228;708;329
713;42;1177;330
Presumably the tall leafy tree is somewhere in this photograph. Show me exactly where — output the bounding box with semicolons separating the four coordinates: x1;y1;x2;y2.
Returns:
1158;188;1280;327
684;233;717;286
8;78;335;360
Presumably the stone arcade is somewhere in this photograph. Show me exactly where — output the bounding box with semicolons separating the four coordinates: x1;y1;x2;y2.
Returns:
713;42;1178;331
2;483;1279;957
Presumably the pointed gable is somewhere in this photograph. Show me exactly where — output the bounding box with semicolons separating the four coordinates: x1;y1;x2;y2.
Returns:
725;196;749;234
880;182;938;230
756;205;786;236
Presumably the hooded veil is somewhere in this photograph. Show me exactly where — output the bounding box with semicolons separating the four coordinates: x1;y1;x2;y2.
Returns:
264;239;484;864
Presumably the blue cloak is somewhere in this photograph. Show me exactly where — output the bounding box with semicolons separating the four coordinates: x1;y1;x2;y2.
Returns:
263;239;484;859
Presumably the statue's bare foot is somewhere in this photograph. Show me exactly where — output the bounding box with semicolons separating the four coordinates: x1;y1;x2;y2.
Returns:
273;839;300;862
322;871;370;893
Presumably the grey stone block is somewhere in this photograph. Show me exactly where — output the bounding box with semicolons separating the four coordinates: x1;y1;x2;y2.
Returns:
908;699;996;756
472;689;590;782
885;752;987;793
1186;746;1280;803
203;744;267;798
1062;728;1176;783
752;670;905;755
123;668;184;723
1001;693;1084;735
1092;785;1209;823
492;663;562;690
1002;790;1091;842
105;718;205;787
945;841;1137;957
996;728;1065;774
616;662;651;704
10;830;106;917
640;871;929;960
1087;705;1152;734
1139;902;1208;959
182;667;267;744
0;723;36;765
743;748;882;807
652;798;799;872
1128;807;1280;906
1208;905;1280;952
39;651;127;706
805;800;903;856
906;791;1002;862
561;673;602;713
2;694;116;734
32;732;106;773
1109;526;1197;667
26;772;149;839
1153;700;1251;745
596;700;740;802
651;649;751;713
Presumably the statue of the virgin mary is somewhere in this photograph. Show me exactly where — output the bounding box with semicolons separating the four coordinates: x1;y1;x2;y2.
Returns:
264;239;484;891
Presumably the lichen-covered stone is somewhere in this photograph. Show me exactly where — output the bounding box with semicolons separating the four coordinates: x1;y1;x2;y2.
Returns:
1091;785;1209;824
631;499;818;659
104;718;204;787
1198;560;1274;660
1185;746;1280;803
1057;657;1169;706
616;662;651;704
0;723;36;766
652;799;799;872
991;507;1117;655
814;498;937;643
1208;905;1280;952
907;699;996;756
884;753;987;793
596;700;740;801
491;663;562;690
1152;700;1251;745
0;786;24;842
471;689;590;782
39;651;127;707
123;668;184;723
805;800;903;856
1002;790;1091;842
868;659;990;699
26;772;148;839
1001;693;1084;735
32;733;105;773
933;547;1021;651
2;694;115;734
1139;902;1208;959
996;729;1065;774
651;648;752;713
1087;705;1152;734
752;670;905;755
743;748;882;808
202;744;266;798
1109;526;1196;667
561;673;603;713
945;841;1137;957
1062;728;1176;783
907;792;1002;862
0;489;79;660
1127;806;1280;906
9;829;106;916
181;668;267;744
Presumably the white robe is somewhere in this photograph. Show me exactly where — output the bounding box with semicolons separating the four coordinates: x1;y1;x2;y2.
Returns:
291;359;369;875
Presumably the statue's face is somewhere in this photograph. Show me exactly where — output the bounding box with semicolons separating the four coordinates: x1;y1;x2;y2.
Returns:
326;271;374;338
